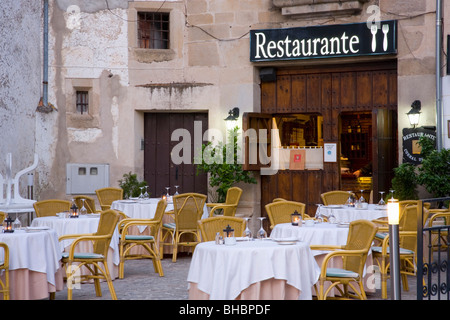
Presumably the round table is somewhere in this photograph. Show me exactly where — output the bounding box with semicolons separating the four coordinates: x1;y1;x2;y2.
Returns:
31;215;120;279
0;228;63;300
316;204;387;223
187;240;320;300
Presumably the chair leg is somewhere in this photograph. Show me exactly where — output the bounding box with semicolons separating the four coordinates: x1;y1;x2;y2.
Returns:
102;260;117;300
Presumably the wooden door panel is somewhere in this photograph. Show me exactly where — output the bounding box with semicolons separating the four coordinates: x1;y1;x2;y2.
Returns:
277;75;291;113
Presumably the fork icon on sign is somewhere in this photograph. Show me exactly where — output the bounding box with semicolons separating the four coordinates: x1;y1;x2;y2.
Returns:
382;24;389;51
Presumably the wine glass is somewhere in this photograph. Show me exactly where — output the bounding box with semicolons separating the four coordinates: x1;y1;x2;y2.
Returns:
389;189;395;200
345;191;355;207
315;204;324;222
257;217;267;239
378;191;386;206
13;214;21;230
359;189;366;203
79;198;88;215
165;187;170;199
143;186;149;199
138;187;144;199
243;217;252;240
174;185;180;195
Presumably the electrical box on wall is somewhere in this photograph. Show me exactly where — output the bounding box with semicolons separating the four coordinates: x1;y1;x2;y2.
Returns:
66;163;110;194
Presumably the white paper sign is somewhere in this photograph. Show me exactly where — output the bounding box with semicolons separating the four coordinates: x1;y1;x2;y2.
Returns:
323;143;337;162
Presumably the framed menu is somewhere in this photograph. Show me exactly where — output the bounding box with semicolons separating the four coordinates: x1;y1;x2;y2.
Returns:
324;143;337;162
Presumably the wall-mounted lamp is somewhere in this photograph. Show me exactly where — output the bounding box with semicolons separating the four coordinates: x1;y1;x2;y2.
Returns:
407;100;421;128
224;107;239;121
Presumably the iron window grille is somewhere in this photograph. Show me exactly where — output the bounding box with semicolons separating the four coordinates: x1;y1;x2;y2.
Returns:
137;12;170;49
76;90;89;114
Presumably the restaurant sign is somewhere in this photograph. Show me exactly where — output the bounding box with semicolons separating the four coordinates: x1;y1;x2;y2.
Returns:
402;127;436;165
250;20;397;62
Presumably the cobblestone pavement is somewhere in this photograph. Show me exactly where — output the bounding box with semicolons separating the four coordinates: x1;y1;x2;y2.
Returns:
53;253;418;301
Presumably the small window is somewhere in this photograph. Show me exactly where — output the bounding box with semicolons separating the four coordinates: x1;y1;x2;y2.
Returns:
76;91;89;114
137;12;170;49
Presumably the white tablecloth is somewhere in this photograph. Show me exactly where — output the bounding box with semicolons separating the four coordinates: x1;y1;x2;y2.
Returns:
316;204;387;223
0;229;61;286
271;222;349;256
31;215;120;266
111;198;209;232
187;240;320;300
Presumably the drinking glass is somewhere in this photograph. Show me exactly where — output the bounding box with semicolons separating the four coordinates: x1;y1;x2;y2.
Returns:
359;189;366;203
243;217;252;240
79;198;88;215
378;191;386;206
13;214;21;230
315;204;324;222
174;185;180;195
165;187;170;198
257;217;267;239
138;187;144;199
143;186;149;199
345;191;355;207
389;189;395;200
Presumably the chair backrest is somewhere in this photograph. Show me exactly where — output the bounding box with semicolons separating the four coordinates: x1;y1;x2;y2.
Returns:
222;187;243;216
95;187;123;209
73;195;97;213
173;193;207;231
150;199;167;234
343;219;377;274
265;200;306;229
93;209;120;255
0;212;5;224
399;205;418;252
33;200;71;217
198;216;246;241
273;198;287;202
320;191;353;205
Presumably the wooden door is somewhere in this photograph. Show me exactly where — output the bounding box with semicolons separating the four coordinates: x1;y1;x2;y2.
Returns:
258;61;397;219
144;113;208;198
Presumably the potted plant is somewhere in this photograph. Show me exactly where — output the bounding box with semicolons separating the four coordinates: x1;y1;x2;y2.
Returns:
416;136;450;204
196;126;257;203
391;162;419;200
118;172;148;199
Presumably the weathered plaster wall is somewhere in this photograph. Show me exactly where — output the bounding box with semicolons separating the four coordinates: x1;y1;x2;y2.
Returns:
0;0;40;194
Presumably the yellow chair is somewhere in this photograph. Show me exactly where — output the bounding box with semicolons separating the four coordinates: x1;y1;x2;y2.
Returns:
95;187;123;210
59;209;120;300
0;211;5;224
320;191;354;205
33;199;71;217
272;198;287;202
428;209;450;252
198;216;246;241
0;242;9;300
372;205;419;299
207;187;242;217
311;219;378;300
73;195;99;213
118;199;167;279
264;200;309;229
160;193;207;262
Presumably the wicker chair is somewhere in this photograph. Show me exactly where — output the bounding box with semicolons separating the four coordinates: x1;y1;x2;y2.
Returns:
0;242;9;300
428;208;450;252
0;211;5;224
320;191;354;206
160;193;207;262
311;219;378;300
265;200;310;229
207;186;242;217
198;216;246;242
272;198;287;202
59;209;120;300
33;199;71;217
73;195;99;213
95;187;123;210
372;205;419;299
118;199;167;279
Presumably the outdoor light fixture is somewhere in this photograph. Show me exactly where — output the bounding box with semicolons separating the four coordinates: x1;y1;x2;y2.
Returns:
387;198;401;300
407;100;421;128
224;107;239;122
2;216;14;233
291;210;301;226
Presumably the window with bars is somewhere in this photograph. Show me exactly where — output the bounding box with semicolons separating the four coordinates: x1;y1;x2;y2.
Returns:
137;12;170;49
76;91;89;114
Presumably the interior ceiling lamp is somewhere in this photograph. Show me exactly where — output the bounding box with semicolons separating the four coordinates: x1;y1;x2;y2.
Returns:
224;107;239;121
407;100;421;128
